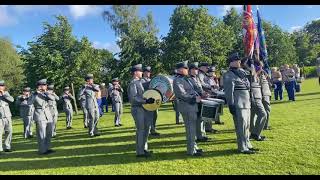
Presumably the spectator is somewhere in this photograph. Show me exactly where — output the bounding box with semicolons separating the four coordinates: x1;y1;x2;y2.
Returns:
271;67;283;101
283;64;296;101
96;87;103;117
100;83;109;113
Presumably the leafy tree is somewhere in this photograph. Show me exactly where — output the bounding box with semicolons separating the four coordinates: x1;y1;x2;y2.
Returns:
162;5;235;71
223;7;244;57
305;19;320;45
0;37;26;115
0;37;25;95
102;5;161;100
262;21;298;67
20;15;114;111
292;31;312;66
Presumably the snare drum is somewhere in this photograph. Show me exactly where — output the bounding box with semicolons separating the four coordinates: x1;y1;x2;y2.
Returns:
200;99;220;122
206;98;224;115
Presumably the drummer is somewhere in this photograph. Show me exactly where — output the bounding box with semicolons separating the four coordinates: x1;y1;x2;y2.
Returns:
128;64;155;158
207;66;225;125
171;69;184;124
173;61;203;156
141;66;160;136
207;66;219;90
188;62;210;142
198;62;219;134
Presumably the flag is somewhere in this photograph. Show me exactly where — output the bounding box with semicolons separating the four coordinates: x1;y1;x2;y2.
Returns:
242;5;256;58
254;29;260;60
257;7;271;74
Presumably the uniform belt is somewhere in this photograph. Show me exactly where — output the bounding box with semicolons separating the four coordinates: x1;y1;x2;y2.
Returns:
0;104;9;107
234;88;249;91
35;106;48;109
177;98;196;104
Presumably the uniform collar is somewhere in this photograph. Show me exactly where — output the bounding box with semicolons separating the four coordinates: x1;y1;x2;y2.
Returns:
176;73;185;77
199;69;205;73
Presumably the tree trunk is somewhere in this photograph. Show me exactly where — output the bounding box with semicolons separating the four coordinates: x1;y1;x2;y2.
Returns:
302;63;305;79
71;82;78;115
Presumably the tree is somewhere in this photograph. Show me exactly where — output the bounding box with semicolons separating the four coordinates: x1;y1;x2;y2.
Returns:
102;5;161;100
20;15;113;111
292;31;312;66
0;37;25;95
262;21;298;67
161;5;235;72
305;19;320;45
0;37;26;116
307;43;320;65
223;7;244;57
302;19;320;65
97;48;117;84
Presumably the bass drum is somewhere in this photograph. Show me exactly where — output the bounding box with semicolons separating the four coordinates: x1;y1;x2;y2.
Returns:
142;89;162;111
149;75;175;103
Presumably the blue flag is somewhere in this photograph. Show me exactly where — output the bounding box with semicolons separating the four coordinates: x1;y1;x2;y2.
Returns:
257;7;270;75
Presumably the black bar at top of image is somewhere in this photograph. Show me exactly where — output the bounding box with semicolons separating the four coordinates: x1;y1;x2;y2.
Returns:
1;0;320;5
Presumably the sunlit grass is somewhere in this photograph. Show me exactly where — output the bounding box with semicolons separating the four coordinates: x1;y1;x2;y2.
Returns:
0;78;319;175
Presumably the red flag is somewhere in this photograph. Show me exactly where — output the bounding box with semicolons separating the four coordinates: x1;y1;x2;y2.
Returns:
242;5;257;58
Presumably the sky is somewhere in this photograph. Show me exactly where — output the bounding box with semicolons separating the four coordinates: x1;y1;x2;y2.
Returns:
1;5;320;55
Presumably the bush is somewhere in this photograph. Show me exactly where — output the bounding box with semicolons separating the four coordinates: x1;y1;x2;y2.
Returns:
302;66;317;78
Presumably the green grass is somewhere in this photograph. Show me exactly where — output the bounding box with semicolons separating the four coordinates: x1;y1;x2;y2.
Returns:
1;78;320;175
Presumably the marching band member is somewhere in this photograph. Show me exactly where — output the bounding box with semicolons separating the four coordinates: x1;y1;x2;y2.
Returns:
188;62;210;143
223;53;258;154
111;78;123;127
80;74;101;137
0;80;14;154
171;69;183;124
198;62;218;134
47;84;59;137
28;79;55;155
128;64;155;158
173;61;203;156
141;66;160;136
243;59;267;141
16;87;34;139
62;87;75;130
207;66;225;125
257;64;272;131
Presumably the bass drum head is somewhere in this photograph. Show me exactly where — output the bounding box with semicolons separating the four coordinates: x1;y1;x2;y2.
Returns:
142;89;162;111
149;75;174;103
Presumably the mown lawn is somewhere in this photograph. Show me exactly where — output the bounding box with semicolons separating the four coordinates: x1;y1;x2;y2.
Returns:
0;78;320;175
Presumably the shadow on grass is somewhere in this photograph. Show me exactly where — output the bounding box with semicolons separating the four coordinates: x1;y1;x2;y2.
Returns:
11;123;234;146
295;92;320;97
9;131;187;152
5;137;236;158
216;129;235;134
271;97;320;105
7;129;236;159
0;146;238;172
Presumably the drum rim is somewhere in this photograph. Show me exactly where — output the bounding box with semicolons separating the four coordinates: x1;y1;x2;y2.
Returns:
148;88;164;102
142;88;163;111
149;75;174;103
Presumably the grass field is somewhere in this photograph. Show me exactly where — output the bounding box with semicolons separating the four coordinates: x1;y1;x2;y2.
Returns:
0;78;320;175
